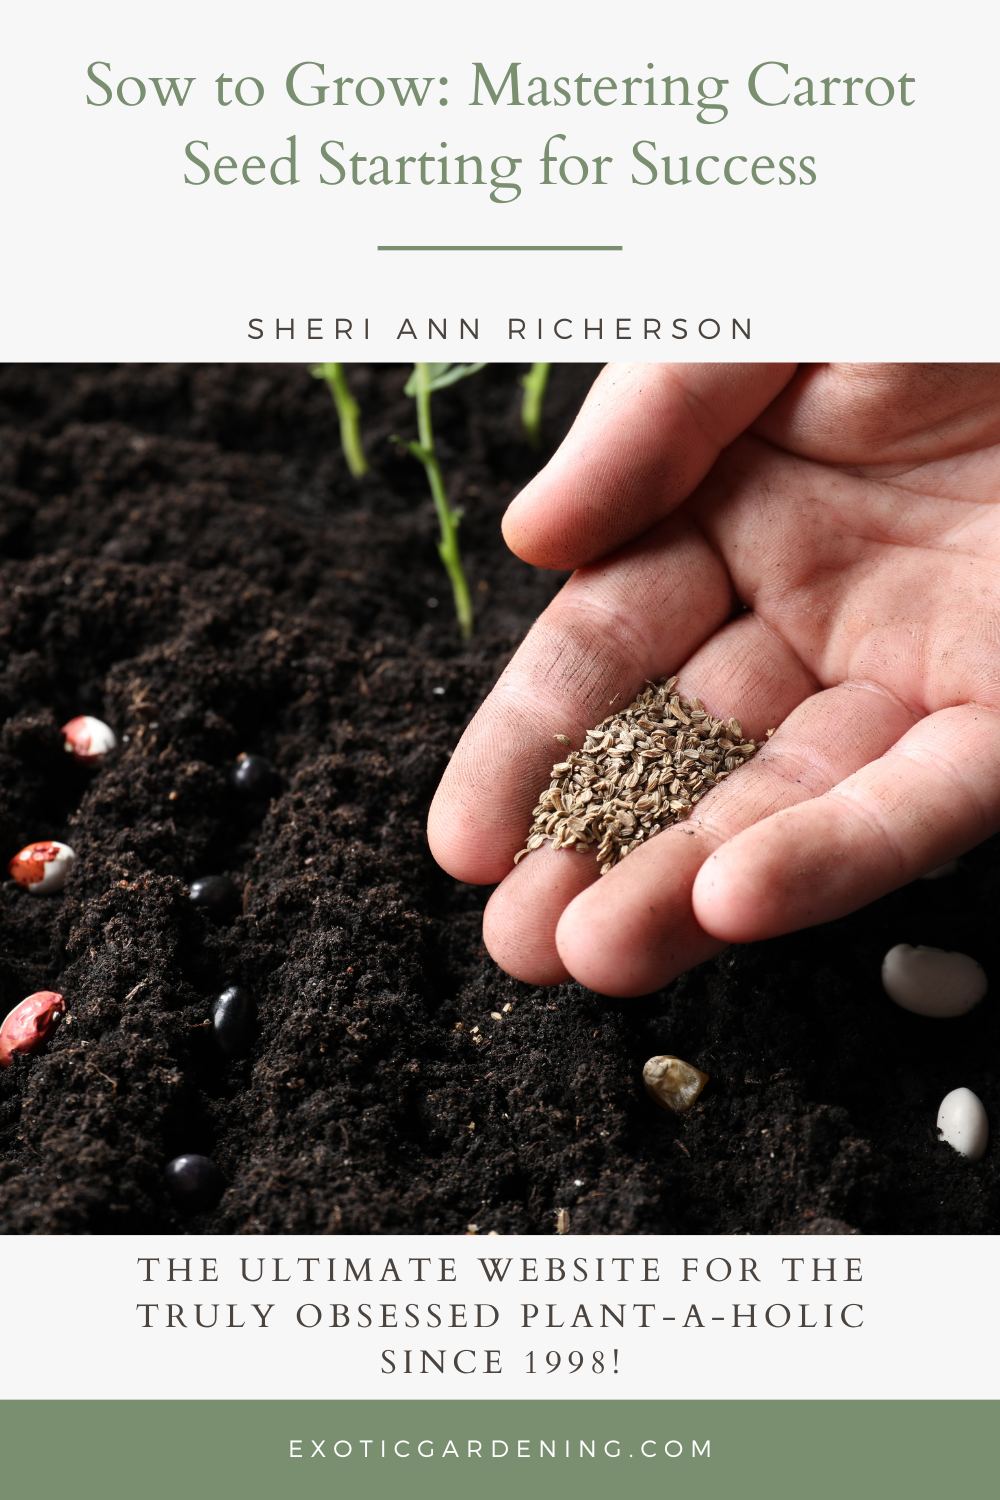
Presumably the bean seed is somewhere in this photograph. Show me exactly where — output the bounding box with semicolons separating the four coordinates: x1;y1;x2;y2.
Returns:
0;991;65;1067
165;1154;226;1210
643;1054;709;1114
62;715;117;766
230;753;274;796
920;861;958;881
8;841;76;896
211;985;254;1057
882;944;986;1018
189;875;239;919
936;1088;988;1161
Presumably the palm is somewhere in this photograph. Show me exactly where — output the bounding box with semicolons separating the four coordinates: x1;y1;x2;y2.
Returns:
429;364;1000;996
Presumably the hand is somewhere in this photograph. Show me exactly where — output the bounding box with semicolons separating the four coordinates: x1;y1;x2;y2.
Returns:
428;362;1000;997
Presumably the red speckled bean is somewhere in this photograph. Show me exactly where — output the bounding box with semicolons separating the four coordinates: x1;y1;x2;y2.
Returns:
0;991;66;1067
62;716;117;766
8;841;76;895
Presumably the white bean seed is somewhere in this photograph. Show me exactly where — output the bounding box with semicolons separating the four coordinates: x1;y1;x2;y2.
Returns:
936;1088;988;1160
920;860;958;880
881;944;986;1018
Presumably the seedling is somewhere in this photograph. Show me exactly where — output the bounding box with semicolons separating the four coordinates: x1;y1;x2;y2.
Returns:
520;361;551;448
311;362;368;478
399;361;485;640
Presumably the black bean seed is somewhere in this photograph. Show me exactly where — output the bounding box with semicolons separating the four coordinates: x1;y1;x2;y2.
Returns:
189;875;238;918
165;1153;225;1211
230;753;274;795
211;985;254;1057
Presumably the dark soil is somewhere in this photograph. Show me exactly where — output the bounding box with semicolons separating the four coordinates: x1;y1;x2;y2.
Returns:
0;362;997;1236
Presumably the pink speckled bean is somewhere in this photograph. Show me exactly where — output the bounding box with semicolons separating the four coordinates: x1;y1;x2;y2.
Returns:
0;991;66;1067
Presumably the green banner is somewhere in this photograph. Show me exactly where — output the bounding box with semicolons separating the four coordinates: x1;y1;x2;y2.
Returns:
2;1400;995;1500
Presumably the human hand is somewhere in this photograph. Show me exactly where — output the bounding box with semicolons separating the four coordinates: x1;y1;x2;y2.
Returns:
428;362;1000;997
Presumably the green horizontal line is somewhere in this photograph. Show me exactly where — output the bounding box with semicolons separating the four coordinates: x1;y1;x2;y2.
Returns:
376;244;623;252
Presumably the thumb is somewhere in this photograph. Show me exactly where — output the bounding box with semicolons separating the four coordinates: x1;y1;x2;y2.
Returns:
502;361;797;571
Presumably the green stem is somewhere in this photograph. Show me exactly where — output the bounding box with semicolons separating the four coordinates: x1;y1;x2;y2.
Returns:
411;362;473;639
319;362;368;478
520;361;552;448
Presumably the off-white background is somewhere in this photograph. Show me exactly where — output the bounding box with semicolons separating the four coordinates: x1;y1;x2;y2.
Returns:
1;1235;995;1399
2;0;995;359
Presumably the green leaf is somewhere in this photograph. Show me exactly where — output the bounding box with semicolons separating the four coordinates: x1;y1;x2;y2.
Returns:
428;362;487;392
403;362;487;397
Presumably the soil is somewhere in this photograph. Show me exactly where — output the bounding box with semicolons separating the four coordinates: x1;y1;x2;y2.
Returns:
0;362;997;1236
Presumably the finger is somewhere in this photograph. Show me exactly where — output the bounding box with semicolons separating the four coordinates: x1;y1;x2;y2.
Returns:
502;361;797;570
554;678;918;997
481;842;592;986
692;702;1000;943
427;511;732;884
482;610;819;987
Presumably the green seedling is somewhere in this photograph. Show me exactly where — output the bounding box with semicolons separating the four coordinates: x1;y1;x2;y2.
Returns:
311;362;368;478
398;361;485;640
520;361;551;448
